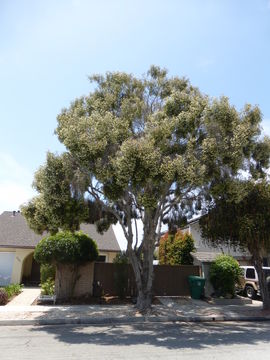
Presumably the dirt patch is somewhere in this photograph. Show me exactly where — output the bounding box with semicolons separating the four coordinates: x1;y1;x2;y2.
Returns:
34;295;161;306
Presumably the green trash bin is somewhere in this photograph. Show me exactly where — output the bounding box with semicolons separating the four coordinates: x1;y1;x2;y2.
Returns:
188;275;206;299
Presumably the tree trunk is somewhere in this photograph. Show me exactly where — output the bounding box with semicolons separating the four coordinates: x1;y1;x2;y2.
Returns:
136;244;155;312
128;221;156;313
254;256;270;310
55;263;80;300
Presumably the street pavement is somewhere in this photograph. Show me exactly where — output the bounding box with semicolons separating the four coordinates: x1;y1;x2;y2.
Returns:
1;321;270;359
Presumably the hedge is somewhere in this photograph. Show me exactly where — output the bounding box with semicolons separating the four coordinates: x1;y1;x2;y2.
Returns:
34;231;99;265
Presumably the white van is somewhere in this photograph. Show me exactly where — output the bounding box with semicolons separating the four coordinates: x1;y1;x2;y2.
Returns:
240;266;270;299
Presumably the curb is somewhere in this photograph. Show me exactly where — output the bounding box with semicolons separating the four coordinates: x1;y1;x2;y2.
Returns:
1;314;270;326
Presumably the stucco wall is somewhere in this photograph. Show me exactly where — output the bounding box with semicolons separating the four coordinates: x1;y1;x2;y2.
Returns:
12;249;34;283
189;222;251;258
200;263;214;297
98;251;118;263
190;222;220;253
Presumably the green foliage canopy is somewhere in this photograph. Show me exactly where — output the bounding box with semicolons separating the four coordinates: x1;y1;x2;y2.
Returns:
34;231;99;265
200;181;270;257
21;153;89;234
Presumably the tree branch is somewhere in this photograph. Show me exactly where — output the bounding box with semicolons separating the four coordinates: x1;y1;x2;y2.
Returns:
86;187;130;242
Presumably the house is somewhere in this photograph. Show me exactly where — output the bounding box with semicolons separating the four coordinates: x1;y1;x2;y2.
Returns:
181;218;252;296
0;211;121;286
182;218;252;265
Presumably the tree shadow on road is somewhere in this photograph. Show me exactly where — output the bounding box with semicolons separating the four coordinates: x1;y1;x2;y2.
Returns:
31;321;270;350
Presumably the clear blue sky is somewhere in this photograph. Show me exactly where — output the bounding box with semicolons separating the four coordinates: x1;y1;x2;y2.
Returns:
1;0;270;216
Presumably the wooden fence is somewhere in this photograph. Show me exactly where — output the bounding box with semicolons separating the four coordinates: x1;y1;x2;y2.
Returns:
93;263;200;297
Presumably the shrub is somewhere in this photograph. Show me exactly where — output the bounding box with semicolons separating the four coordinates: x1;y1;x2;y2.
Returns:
4;284;23;298
34;231;99;265
40;264;56;283
210;255;242;297
41;279;55;295
159;230;195;265
113;251;129;265
0;288;8;305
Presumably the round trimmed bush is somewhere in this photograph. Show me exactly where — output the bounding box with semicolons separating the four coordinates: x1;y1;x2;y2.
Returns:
210;255;242;297
34;231;99;265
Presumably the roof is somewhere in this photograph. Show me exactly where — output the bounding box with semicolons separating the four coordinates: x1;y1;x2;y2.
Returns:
187;216;201;225
0;211;120;252
192;251;251;263
191;251;223;263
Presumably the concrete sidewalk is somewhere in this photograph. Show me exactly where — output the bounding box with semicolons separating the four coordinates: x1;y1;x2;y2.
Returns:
1;297;270;326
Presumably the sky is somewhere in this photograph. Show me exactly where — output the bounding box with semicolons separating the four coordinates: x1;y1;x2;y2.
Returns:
1;0;270;249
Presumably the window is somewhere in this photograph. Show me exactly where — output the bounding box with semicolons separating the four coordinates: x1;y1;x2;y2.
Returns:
263;258;269;267
246;268;255;279
97;255;106;262
263;269;270;277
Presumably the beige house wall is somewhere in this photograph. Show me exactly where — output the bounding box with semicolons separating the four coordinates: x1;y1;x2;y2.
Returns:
0;247;16;254
99;251;118;263
12;249;34;283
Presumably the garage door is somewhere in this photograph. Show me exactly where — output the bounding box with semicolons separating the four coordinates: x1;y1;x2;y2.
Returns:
0;252;15;285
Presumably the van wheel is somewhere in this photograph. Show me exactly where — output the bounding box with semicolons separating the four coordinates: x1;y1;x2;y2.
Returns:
245;285;256;299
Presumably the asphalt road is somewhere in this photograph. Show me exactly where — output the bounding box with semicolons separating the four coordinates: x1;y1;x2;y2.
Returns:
1;321;270;359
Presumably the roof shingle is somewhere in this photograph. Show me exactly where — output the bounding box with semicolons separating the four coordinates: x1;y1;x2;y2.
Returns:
0;211;120;252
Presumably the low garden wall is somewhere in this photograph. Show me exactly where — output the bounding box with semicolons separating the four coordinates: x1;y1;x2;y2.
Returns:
55;262;94;299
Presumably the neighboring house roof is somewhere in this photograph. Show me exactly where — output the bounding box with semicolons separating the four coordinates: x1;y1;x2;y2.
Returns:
0;211;120;252
192;251;252;264
192;251;223;263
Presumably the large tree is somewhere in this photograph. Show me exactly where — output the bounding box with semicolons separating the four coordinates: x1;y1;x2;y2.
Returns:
22;66;268;311
200;180;270;309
